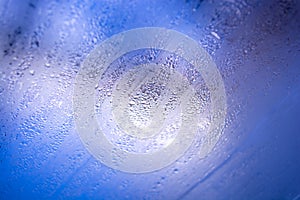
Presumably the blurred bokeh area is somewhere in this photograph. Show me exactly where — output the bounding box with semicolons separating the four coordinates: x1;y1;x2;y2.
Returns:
0;0;300;199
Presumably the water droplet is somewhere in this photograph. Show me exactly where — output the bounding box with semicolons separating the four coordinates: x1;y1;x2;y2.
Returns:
29;70;35;75
129;100;135;105
211;31;220;40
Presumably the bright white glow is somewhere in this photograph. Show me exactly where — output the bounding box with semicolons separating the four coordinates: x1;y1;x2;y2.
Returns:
73;27;227;173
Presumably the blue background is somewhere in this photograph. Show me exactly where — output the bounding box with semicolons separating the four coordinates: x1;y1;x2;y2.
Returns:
0;0;300;199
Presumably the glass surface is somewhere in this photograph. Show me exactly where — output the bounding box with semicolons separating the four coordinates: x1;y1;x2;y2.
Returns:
0;0;300;199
